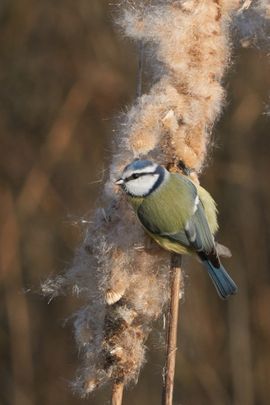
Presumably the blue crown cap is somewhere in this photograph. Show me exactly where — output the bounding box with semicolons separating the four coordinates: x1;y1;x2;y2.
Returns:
124;159;154;172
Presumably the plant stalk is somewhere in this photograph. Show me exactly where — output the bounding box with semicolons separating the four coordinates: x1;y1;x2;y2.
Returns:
162;254;182;405
111;382;124;405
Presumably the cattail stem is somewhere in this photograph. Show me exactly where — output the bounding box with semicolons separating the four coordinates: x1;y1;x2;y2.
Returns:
136;42;144;99
162;254;182;405
111;382;124;405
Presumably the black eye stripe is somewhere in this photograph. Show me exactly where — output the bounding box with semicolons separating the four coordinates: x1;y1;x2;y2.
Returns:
125;172;156;182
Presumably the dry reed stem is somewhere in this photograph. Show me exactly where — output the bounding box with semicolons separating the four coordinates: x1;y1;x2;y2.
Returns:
136;42;144;99
1;190;35;405
111;382;124;405
16;77;90;215
162;254;182;405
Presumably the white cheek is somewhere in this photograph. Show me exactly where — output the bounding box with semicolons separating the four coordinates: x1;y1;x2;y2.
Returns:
125;175;158;196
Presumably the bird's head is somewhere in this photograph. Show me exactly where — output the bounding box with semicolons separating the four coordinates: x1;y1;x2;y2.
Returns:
115;159;168;197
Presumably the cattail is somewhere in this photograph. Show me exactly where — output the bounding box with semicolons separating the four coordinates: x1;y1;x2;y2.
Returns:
41;0;265;400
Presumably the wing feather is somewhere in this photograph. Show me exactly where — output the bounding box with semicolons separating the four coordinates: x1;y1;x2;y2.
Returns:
137;173;217;258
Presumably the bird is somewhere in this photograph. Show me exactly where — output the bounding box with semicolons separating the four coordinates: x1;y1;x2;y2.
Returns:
115;159;238;299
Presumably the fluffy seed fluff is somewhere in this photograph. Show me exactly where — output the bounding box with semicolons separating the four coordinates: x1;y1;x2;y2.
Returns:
41;0;265;396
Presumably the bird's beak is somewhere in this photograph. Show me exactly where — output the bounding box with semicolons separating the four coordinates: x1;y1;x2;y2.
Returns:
115;178;124;185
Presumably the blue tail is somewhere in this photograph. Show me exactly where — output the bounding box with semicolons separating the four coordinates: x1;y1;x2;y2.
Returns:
203;260;238;299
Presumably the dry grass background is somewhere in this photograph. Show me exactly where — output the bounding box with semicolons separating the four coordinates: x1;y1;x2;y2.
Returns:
0;1;270;404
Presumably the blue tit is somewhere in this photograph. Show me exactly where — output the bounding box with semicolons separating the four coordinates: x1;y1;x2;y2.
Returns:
115;159;238;299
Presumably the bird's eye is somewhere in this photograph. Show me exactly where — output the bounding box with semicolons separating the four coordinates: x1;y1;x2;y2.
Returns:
132;173;140;179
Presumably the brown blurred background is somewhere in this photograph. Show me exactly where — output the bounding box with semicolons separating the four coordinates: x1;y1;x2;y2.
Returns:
0;1;270;404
